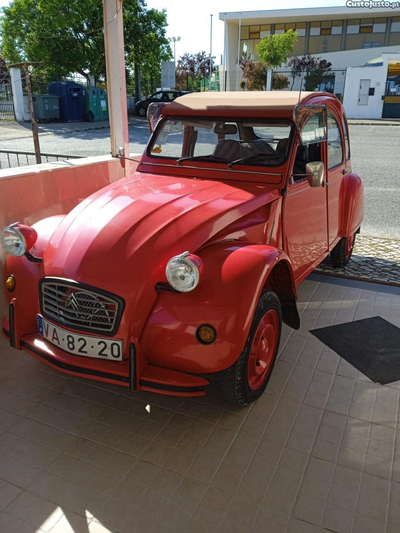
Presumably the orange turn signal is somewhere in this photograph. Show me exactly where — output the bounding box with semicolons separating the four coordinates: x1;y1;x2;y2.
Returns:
196;324;216;345
5;275;15;292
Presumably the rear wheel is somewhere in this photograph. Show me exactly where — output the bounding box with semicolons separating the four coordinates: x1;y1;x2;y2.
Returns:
138;106;146;117
331;232;356;268
220;290;282;406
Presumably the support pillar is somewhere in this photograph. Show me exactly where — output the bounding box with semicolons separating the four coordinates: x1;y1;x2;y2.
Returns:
103;0;129;172
10;68;25;122
266;69;273;91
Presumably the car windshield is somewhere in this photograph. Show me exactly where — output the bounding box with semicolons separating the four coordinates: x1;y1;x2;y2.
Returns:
148;118;292;168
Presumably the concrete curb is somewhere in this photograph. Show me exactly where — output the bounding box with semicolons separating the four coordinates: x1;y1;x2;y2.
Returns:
348;121;400;126
313;269;400;288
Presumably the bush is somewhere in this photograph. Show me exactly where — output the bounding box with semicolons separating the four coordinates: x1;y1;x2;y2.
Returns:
272;73;289;90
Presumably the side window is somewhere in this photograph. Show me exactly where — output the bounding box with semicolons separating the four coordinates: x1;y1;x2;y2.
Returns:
151;92;163;101
327;114;344;169
342;117;351;160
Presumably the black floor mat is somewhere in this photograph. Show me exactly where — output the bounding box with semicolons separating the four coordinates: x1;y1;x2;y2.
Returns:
310;316;400;385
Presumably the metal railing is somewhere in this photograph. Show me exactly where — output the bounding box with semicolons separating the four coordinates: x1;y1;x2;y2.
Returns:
0;83;15;121
0;149;83;170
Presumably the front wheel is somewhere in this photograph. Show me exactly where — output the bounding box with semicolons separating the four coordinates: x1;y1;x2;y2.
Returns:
330;232;356;268
220;290;282;407
137;106;146;117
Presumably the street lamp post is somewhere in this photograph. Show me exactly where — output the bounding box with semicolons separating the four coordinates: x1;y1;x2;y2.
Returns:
209;14;213;91
168;36;181;67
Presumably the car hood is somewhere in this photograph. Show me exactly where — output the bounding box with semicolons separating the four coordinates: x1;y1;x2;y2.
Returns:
43;172;279;334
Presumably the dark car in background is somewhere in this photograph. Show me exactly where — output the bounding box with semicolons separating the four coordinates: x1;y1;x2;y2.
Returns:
134;90;190;116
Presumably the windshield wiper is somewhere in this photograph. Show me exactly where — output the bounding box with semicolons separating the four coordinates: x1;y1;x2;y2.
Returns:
228;153;282;169
176;155;227;166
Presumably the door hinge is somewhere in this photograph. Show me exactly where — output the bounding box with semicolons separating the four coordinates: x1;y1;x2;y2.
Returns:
322;180;329;187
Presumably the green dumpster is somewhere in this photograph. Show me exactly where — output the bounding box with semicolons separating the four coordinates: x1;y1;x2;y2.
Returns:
83;87;109;122
32;94;60;121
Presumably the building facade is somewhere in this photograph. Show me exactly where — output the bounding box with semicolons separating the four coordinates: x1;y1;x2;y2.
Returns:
220;6;400;100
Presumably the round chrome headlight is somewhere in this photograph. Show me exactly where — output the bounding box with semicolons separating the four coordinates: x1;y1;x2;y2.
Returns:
166;252;203;293
1;225;27;257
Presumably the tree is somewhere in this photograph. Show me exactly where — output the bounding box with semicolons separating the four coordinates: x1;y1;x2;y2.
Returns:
0;51;10;84
272;73;290;90
123;1;172;100
176;51;216;91
287;54;332;91
1;0;105;83
239;52;267;91
257;30;298;69
239;53;290;91
0;0;171;98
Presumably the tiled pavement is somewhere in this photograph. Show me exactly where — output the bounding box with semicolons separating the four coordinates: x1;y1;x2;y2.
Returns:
0;277;400;533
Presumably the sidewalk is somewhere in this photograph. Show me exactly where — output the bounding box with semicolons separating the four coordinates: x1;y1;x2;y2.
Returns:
1;275;400;533
0;116;144;141
316;235;400;287
348;118;400;126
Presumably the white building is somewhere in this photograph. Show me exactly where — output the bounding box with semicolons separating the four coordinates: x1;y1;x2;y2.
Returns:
343;53;400;118
219;6;400;117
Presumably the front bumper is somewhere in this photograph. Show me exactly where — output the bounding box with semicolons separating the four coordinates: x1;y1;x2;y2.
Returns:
2;302;209;398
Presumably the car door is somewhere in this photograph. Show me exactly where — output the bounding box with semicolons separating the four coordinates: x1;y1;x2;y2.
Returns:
326;111;346;245
284;112;329;280
150;92;163;103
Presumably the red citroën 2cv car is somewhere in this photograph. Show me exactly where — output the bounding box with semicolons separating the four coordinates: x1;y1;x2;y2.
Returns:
2;91;363;406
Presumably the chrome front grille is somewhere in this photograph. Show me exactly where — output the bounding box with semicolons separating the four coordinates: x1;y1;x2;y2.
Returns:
41;281;121;334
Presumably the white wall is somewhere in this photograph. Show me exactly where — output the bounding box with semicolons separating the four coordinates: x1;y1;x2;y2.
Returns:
343;66;385;119
343;53;400;119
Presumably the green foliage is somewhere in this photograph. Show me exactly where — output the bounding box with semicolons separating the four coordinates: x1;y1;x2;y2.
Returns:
0;50;10;83
1;0;105;81
257;30;298;68
124;1;171;97
0;0;172;96
239;53;291;91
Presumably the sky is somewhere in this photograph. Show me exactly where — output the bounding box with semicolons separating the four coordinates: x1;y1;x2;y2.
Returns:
0;0;347;63
146;0;346;63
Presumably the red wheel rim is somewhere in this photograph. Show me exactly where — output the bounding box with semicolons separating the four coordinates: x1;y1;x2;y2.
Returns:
247;309;279;391
345;234;355;260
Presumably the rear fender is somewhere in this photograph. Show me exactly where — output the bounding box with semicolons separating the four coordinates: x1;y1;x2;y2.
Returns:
340;173;364;237
141;242;298;374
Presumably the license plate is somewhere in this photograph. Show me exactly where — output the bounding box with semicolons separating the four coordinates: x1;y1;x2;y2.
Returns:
37;315;123;361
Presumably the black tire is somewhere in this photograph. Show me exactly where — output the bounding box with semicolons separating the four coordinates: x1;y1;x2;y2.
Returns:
330;232;356;268
87;111;95;122
220;290;282;407
138;106;146;117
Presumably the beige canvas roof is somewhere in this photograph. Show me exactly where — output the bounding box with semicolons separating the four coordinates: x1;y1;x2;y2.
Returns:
162;91;326;118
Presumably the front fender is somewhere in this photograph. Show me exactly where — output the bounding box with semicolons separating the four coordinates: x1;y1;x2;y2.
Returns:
141;242;296;374
2;215;65;332
340;172;364;237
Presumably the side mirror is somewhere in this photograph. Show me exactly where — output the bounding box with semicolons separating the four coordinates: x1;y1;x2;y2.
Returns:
147;102;168;132
306;161;324;187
